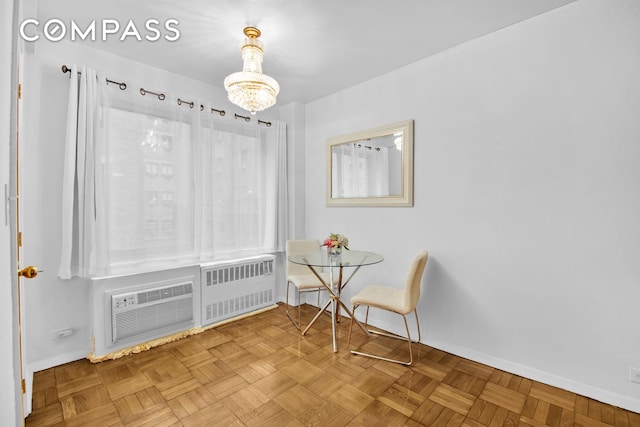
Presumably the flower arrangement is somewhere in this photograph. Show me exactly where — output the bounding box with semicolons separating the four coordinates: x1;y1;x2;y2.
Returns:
322;233;349;251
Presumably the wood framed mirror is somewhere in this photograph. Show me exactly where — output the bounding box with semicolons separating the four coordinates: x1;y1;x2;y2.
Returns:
326;119;413;206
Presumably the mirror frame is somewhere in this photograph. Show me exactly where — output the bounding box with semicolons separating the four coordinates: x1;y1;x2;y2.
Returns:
326;119;414;207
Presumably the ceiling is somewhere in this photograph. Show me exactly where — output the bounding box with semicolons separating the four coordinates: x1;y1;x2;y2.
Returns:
33;0;577;106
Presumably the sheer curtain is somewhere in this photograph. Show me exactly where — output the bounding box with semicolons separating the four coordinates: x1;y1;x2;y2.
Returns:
331;144;391;197
369;149;389;196
198;107;287;260
58;66;109;279
60;67;287;278
332;144;366;198
270;121;288;252
104;91;200;274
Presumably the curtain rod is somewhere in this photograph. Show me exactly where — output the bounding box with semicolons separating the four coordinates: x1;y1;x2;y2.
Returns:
61;64;272;126
61;64;127;90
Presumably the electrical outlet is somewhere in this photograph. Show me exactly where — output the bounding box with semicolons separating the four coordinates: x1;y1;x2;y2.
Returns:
629;367;640;384
51;328;74;340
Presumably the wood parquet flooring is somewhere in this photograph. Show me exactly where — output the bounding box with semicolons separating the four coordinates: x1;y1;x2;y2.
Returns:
26;303;640;426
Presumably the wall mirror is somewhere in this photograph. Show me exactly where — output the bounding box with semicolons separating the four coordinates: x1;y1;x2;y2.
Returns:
326;119;413;206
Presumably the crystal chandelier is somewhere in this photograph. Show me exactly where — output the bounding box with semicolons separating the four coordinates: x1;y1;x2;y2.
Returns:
224;26;280;115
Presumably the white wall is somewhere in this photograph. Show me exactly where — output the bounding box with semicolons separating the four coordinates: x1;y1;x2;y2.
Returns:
21;38;281;372
304;0;640;412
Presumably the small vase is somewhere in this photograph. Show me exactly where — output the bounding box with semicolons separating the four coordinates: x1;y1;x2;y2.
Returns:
327;246;342;258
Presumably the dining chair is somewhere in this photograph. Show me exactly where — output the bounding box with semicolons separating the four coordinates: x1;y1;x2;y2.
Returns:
347;250;429;365
285;239;333;332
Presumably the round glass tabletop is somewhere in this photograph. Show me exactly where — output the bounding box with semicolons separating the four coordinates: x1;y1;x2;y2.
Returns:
288;249;383;268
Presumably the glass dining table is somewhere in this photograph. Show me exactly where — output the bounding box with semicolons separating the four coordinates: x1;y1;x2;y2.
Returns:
287;249;384;352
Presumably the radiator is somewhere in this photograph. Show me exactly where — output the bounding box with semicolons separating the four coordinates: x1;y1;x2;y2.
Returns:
111;281;193;343
201;254;276;326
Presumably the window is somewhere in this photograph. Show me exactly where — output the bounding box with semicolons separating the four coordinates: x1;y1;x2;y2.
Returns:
103;103;283;274
107;107;196;269
60;69;286;279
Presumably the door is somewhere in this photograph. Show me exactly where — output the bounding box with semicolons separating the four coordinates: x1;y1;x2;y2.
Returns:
15;50;40;418
3;0;32;423
13;6;40;420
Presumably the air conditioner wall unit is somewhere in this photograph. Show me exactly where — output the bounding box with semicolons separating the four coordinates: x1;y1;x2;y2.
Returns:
109;280;194;344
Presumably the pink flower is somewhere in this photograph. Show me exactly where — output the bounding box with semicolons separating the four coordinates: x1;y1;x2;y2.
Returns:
321;233;349;250
322;238;334;247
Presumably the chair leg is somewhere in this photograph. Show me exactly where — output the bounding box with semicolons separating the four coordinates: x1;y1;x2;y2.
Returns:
285;281;302;330
413;308;421;343
364;306;370;328
349;306;421;366
297;288;302;328
347;304;358;348
286;283;327;333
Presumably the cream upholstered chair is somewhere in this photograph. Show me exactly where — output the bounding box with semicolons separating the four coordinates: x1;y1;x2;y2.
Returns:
286;239;333;331
347;250;429;365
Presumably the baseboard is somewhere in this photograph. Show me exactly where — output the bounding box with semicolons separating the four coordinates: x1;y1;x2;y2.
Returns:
349;310;640;413
427;338;640;414
28;350;89;373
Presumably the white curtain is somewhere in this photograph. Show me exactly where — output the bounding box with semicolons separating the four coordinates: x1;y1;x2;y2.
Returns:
258;120;288;252
331;144;391;198
104;92;200;274
60;68;287;277
272;121;288;252
369;148;389;196
199;108;287;260
332;144;366;198
58;66;109;279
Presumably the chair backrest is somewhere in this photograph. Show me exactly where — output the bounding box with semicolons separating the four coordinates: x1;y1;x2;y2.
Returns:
286;239;322;276
403;251;429;311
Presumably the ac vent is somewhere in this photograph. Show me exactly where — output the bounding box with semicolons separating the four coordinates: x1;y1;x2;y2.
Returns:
111;282;193;343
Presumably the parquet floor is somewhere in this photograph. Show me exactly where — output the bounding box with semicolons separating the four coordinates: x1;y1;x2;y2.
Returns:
27;303;639;426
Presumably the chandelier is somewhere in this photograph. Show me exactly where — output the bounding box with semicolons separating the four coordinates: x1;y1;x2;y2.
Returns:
224;26;280;115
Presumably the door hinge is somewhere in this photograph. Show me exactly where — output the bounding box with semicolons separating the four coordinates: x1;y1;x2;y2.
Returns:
21;378;26;394
18;83;22;99
17;231;22;247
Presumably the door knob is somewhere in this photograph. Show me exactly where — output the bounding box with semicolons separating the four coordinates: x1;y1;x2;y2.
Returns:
18;265;41;279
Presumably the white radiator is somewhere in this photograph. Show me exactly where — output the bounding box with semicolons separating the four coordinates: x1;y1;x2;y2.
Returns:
111;281;193;343
201;254;276;326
